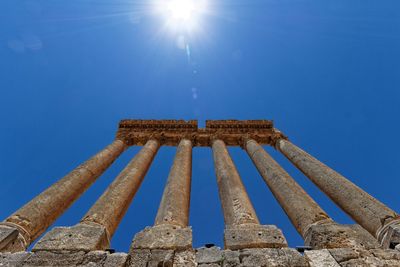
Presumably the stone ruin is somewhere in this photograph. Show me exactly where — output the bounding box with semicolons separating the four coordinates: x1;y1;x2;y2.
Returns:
1;120;400;266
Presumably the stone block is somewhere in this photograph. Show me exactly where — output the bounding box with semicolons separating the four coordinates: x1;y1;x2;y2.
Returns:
147;249;174;267
224;224;287;250
82;250;108;265
0;251;31;266
328;248;361;263
0;225;26;253
340;256;388;267
32;223;109;252
304;249;340;267
329;248;400;267
23;251;87;266
128;249;174;267
128;249;151;267
304;222;379;249
198;264;221;267
130;225;192;250
240;248;308;267
370;249;400;261
222;250;240;267
104;252;128;267
196;246;223;264
173;250;196;267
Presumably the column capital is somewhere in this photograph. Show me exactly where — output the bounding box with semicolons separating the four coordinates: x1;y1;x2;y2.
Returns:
239;135;251;149
270;128;288;147
114;138;129;147
178;138;193;146
209;135;222;146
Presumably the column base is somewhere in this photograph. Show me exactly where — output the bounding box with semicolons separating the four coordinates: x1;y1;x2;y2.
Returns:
130;224;192;250
32;223;109;252
224;224;287;250
304;222;379;249
0;224;27;252
378;221;400;249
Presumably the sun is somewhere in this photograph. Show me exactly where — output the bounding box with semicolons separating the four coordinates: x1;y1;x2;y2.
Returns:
155;0;208;32
167;0;195;21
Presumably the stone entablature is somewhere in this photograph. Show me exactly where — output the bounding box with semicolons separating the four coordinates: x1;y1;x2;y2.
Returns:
116;119;285;146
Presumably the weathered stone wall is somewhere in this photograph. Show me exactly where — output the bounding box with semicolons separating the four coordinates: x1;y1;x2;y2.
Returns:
2;246;400;266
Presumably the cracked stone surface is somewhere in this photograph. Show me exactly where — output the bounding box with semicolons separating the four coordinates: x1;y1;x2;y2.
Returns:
130;225;192;250
224;224;287;250
0;250;128;267
1;246;400;266
173;250;196;267
305;249;340;267
304;223;380;250
32;223;109;252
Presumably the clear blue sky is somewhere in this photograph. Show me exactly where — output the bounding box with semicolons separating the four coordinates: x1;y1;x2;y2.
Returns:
0;0;399;252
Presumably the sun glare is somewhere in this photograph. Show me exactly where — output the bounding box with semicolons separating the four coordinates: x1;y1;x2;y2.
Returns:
155;0;208;32
168;0;195;21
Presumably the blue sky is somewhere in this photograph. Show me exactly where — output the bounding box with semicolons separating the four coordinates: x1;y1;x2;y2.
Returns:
0;0;400;252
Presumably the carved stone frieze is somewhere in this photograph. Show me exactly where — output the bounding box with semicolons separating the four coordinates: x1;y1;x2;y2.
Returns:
116;119;285;146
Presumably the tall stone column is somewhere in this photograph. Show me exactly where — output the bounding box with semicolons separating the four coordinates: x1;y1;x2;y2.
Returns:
154;139;192;227
212;139;287;249
131;139;193;251
0;139;127;252
245;139;331;237
212;139;259;226
33;139;160;252
245;139;380;250
276;138;399;247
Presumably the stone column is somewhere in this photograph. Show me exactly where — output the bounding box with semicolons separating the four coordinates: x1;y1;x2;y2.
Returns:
245;139;380;250
131;139;193;251
33;139;159;252
0;139;126;252
154;139;192;227
212;139;259;226
245;139;331;237
276;138;399;247
212;139;287;250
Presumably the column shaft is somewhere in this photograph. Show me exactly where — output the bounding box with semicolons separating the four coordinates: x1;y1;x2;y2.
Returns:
212;139;259;226
4;139;126;245
155;139;192;227
245;139;331;237
276;139;397;237
81;139;159;238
